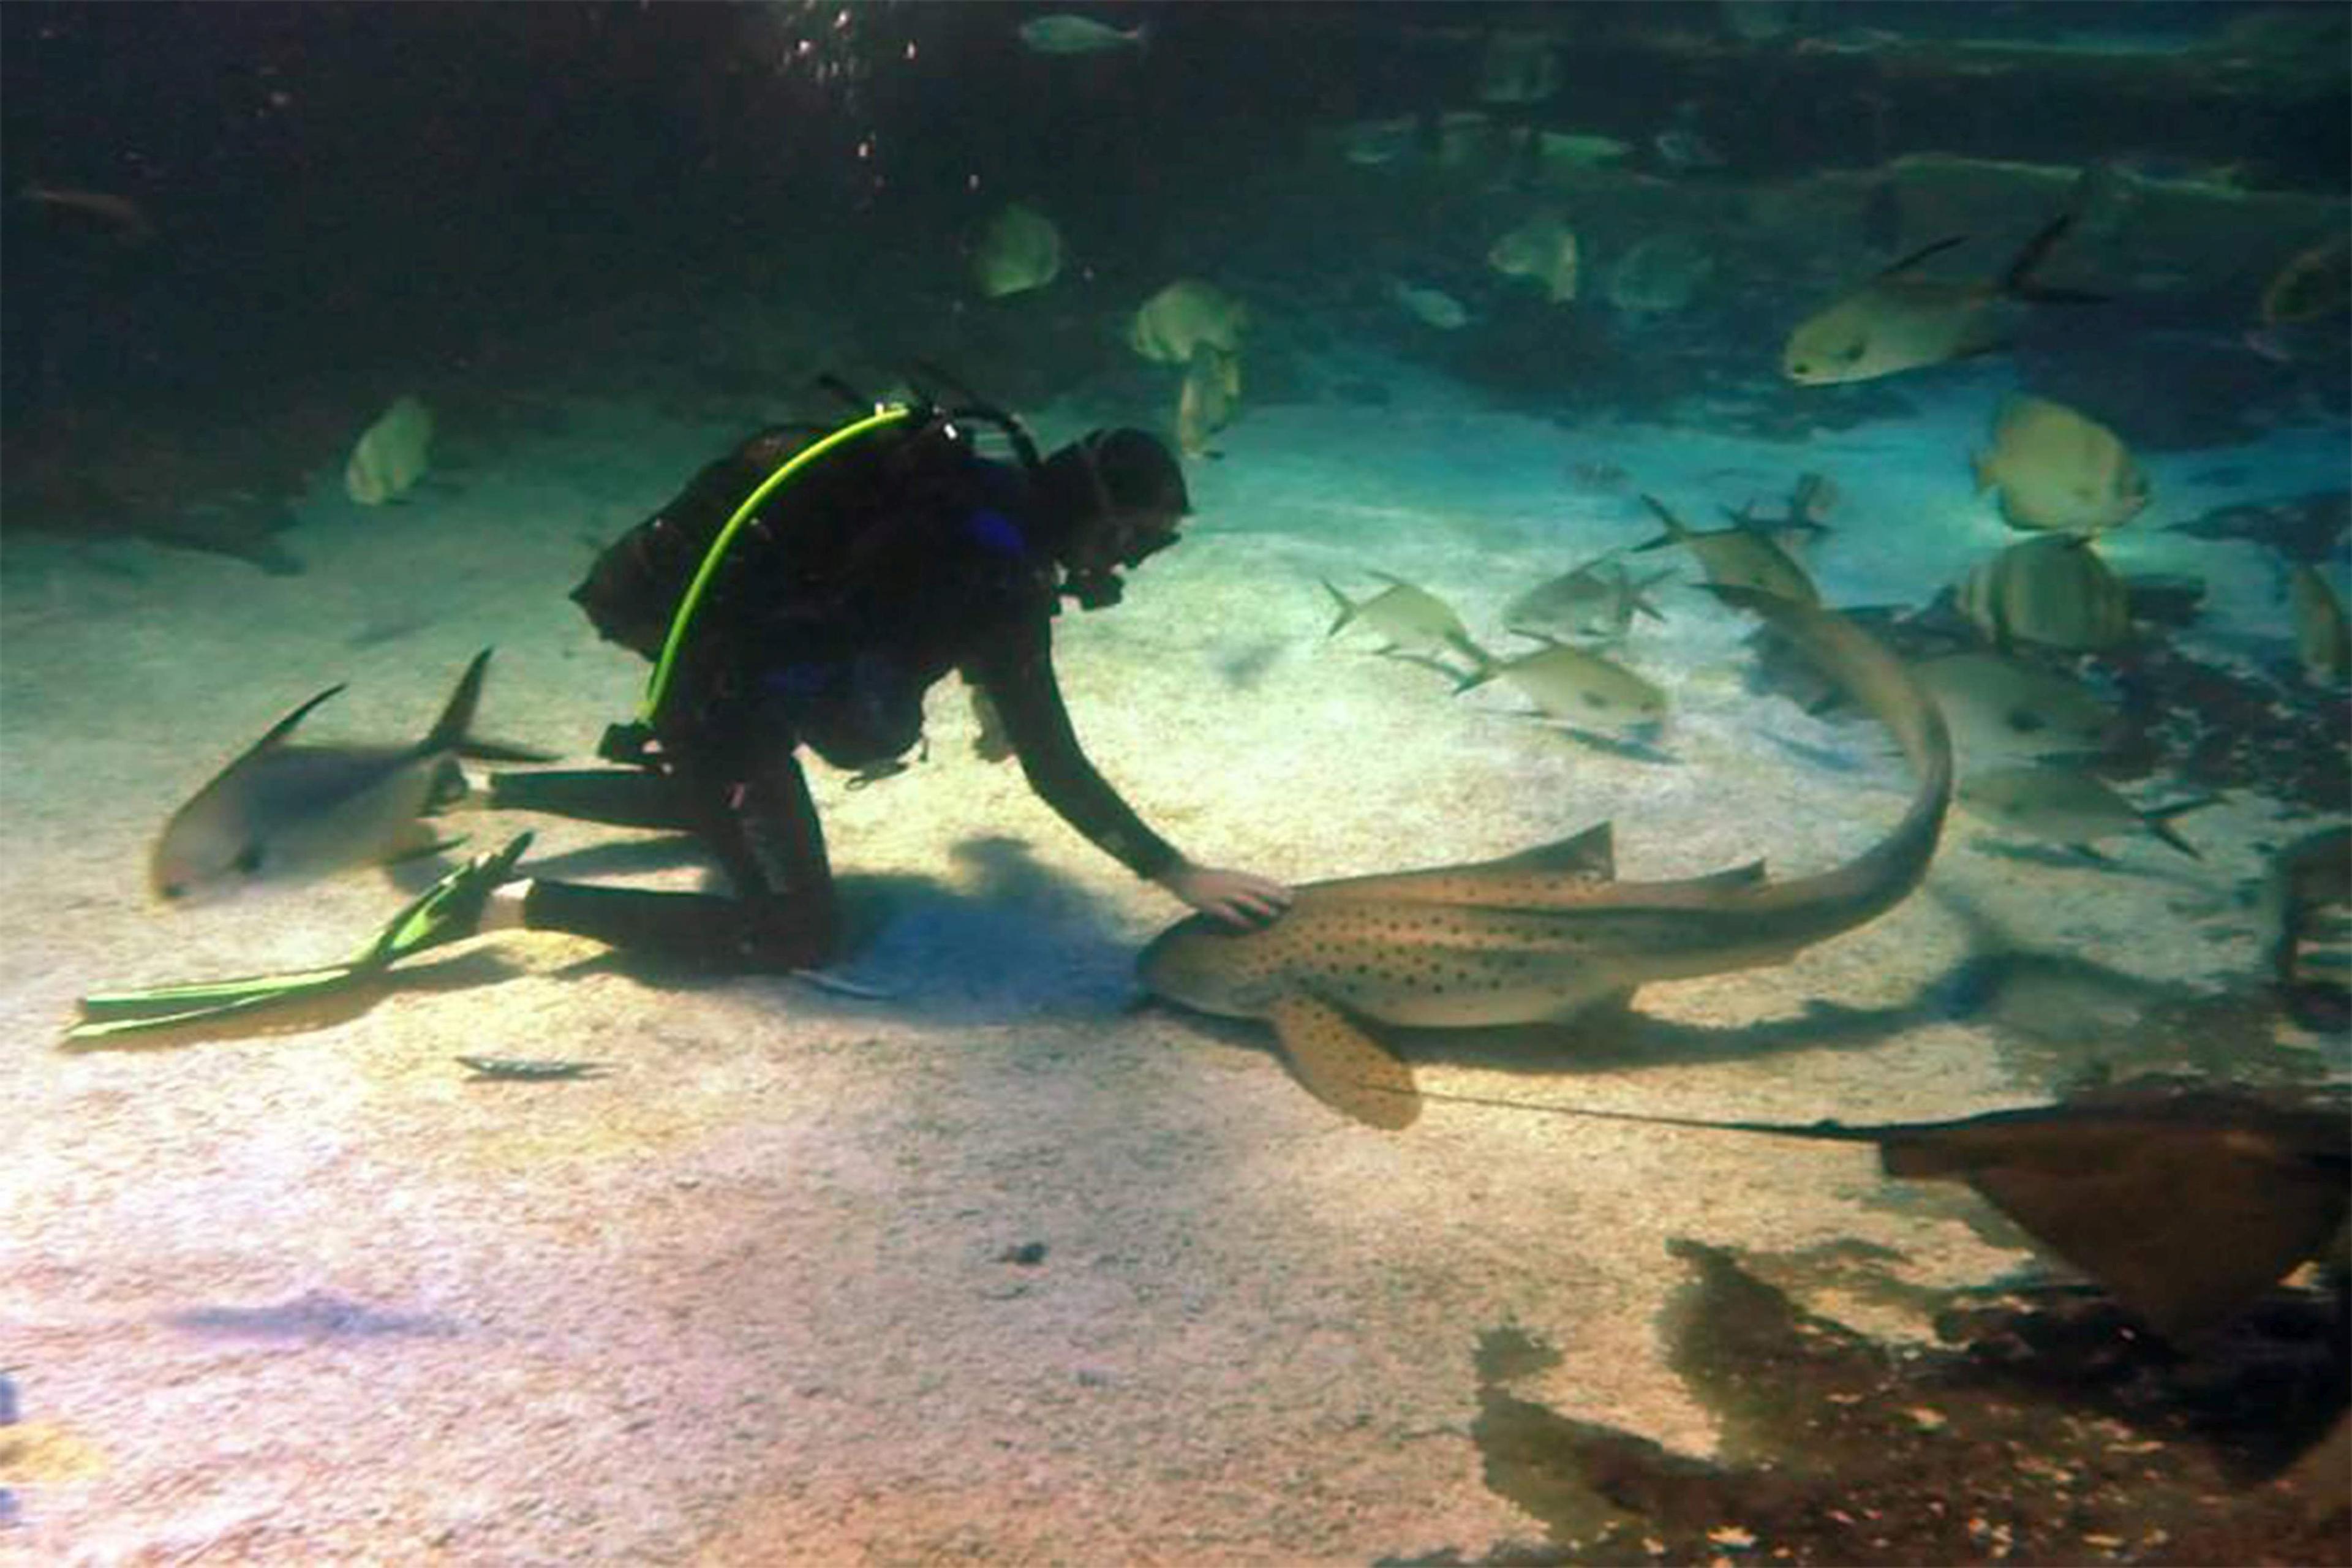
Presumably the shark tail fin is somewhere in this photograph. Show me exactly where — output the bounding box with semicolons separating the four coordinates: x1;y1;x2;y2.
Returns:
1320;579;1360;639
2144;795;2223;859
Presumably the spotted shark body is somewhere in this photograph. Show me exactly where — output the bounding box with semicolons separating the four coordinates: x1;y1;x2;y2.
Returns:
1137;589;1954;1128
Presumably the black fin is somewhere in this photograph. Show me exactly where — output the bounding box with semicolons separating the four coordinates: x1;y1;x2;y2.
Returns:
1877;234;1967;278
2000;213;2105;303
2144;795;2223;859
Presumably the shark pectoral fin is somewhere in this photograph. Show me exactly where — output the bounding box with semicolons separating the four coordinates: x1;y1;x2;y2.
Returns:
1266;993;1420;1131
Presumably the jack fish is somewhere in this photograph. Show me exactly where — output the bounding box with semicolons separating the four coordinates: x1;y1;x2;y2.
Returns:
1958;763;2218;859
1782;214;2099;385
1635;494;1819;605
150;649;549;901
1321;573;1489;668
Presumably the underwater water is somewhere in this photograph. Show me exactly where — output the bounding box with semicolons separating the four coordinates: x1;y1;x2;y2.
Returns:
2;2;2347;1562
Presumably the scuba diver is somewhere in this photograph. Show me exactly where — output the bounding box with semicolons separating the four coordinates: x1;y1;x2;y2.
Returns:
72;382;1291;1036
471;387;1292;970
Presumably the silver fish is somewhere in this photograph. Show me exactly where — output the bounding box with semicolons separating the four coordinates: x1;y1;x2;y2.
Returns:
1503;556;1668;642
1321;573;1490;668
1958;763;2218;859
149;649;546;901
1017;14;1145;54
1456;633;1668;732
1912;651;2122;764
1635;494;1819;605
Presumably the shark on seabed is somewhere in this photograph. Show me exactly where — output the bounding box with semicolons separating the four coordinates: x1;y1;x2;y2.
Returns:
1136;588;1955;1129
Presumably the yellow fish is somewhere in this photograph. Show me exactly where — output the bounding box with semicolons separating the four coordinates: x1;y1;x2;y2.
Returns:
2288;562;2350;685
2260;234;2350;328
1130;279;1246;364
1175;342;1241;458
345;394;434;505
1488;213;1579;304
971;202;1061;299
1956;535;2130;652
1783;214;2098;385
1972;395;2150;535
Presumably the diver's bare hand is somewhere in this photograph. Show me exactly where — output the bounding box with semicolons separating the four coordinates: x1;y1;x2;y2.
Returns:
1156;862;1293;928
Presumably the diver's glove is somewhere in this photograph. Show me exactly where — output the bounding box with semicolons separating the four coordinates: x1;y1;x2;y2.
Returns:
66;833;534;1042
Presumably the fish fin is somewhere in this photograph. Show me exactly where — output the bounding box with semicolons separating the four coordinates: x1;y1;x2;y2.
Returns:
1629;569;1675;621
383;829;466;865
1684;859;1768;890
1956;1142;2350;1341
239;684;349;761
1999;213;2105;303
1444;630;1496;670
455;737;560;764
1319;579;1359;638
1877;233;1968;278
420;648;494;755
1443;641;1499;691
1485;821;1616;880
1266;993;1419;1131
2144;795;2223;859
1637;494;1692;541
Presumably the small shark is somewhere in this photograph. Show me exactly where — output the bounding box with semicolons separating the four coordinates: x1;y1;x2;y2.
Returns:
1137;589;1954;1128
150;648;552;901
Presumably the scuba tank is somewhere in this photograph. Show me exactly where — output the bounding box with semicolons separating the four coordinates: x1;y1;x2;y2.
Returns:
571;375;1044;766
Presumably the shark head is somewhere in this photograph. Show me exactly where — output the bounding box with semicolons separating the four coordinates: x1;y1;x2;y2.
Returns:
1135;914;1283;1018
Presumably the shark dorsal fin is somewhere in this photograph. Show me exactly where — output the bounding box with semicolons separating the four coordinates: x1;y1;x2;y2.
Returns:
1683;858;1768;890
1483;821;1615;880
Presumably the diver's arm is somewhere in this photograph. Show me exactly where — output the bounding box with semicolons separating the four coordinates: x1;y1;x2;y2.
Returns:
962;618;1182;881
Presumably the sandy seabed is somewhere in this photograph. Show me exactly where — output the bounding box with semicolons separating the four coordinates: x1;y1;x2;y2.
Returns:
2;369;2343;1563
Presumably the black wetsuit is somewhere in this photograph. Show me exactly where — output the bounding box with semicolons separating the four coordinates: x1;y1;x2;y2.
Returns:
494;418;1180;970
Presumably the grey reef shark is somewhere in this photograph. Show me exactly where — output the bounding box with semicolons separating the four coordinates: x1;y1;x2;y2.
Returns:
1137;587;1955;1129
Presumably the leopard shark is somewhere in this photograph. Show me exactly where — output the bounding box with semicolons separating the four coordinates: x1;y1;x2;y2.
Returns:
1136;588;1954;1129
